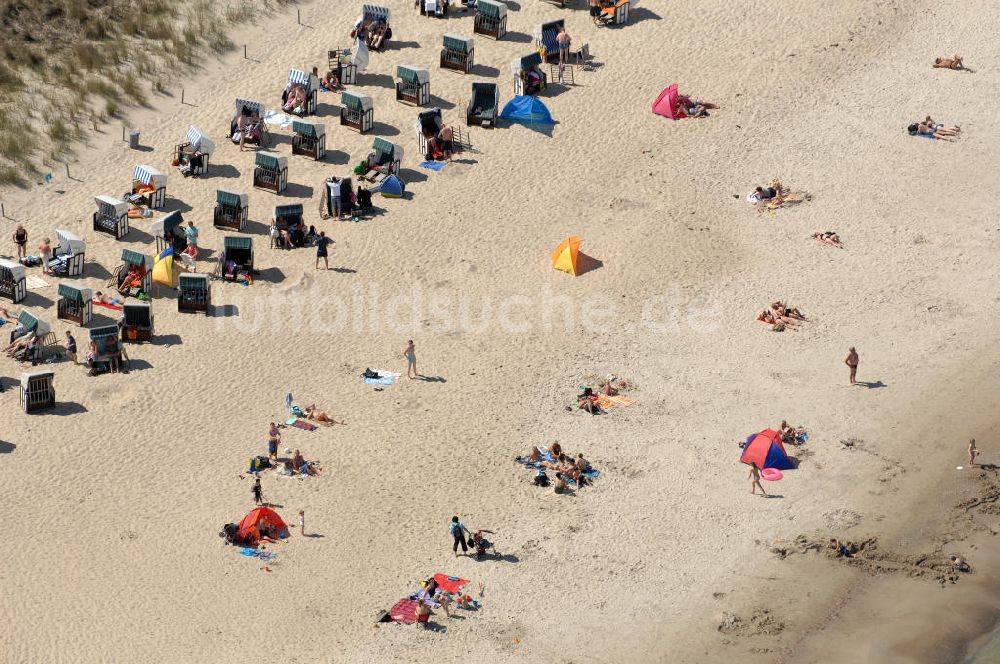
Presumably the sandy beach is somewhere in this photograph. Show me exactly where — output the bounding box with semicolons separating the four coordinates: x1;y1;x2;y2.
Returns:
2;0;1000;662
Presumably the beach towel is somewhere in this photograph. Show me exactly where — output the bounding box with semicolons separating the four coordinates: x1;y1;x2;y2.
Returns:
94;301;123;311
238;547;276;562
607;395;635;407
566;468;601;485
419;161;447;172
263;110;294;128
25;275;48;290
389;598;418;624
364;376;394;385
433;574;469;594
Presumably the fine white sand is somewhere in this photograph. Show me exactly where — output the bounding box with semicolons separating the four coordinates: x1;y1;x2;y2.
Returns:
3;0;1000;662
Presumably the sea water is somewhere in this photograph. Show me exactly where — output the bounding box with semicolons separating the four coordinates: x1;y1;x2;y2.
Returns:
967;628;1000;663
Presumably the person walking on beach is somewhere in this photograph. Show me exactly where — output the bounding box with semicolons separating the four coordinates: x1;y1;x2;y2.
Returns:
968;438;980;467
450;516;469;557
12;224;27;260
268;422;280;463
315;231;331;270
38;237;51;274
749;462;767;496
65;331;77;364
845;347;859;385
298;509;306;535
252;476;263;505
403;340;417;379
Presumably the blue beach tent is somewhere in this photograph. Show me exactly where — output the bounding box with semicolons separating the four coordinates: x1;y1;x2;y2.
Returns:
500;96;554;125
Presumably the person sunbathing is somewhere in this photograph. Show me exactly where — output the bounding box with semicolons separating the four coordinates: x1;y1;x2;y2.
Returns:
829;538;855;559
234;107;261;151
759;309;799;330
747;186;777;204
0;307;18;322
578;387;599;415
677;94;718;118
933;55;964;70
551;442;563;458
5;331;35;356
369;21;388;50
921;116;960;134
600;374;619;396
304;405;345;425
576;453;591;472
779;420;806;445
814;231;843;248
548;473;572;496
94;291;123;306
321;68;341;90
523;446;542;463
771;301;806;320
909;121;959;140
283;84;307;115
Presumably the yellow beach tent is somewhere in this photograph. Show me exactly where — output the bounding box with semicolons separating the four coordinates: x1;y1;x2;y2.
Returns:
152;250;178;287
551;236;581;276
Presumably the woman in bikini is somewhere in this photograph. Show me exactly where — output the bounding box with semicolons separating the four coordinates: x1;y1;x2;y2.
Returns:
813;231;843;248
304;405;345;425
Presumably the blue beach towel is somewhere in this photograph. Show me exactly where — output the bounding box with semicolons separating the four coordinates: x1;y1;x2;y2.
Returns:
239;547;276;562
419;161;447;172
364;375;394;385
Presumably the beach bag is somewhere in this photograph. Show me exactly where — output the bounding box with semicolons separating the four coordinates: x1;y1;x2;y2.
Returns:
290;405;303;417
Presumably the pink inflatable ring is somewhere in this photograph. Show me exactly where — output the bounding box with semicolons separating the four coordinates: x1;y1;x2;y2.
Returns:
761;468;783;481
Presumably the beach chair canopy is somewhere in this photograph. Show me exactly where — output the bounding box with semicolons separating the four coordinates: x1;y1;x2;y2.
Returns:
0;257;26;280
342;91;373;112
740;429;794;470
234;98;265;118
89;324;119;343
417;108;443;135
121;248;152;269
274;203;303;219
652;84;681;119
397;65;429;84
255;151;287;169
361;4;390;23
151;210;184;239
471;82;498;111
372;137;403;160
17;310;39;332
179;273;209;290
123;302;152;325
288;68;319;92
443;34;474;53
535;19;564;50
20;369;53;390
216;189;249;207
58;283;92;302
54;229;85;256
477;0;507;18
238;506;288;542
501;95;554;124
185;126;214;154
514;51;543;72
224;236;253;251
95;195;127;215
133;165;166;188
292;120;325;138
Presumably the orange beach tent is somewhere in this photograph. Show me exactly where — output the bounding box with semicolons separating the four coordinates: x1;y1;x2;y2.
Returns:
551;236;581;276
238;507;288;542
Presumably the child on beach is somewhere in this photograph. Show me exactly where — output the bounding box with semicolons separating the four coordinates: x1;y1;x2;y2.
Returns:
968;439;980;467
252;477;263;505
749;462;766;496
299;510;306;535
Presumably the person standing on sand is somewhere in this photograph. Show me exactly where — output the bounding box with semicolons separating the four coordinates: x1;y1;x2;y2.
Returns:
65;331;77;364
299;509;306;535
968;438;980;467
845;347;859;385
450;516;469;557
268;422;280;463
749;462;766;496
556;27;571;65
403;339;417;379
252;476;263;505
315;231;331;270
12;224;27;260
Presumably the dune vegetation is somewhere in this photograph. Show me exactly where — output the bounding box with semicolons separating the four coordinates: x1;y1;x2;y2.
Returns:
0;0;291;186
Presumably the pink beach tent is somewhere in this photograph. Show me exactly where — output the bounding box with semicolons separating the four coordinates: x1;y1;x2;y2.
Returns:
652;84;681;119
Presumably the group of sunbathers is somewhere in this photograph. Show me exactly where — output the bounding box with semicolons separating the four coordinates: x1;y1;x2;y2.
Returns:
353;17;390;51
274;222;319;250
758;301;807;331
522;443;593;492
575;374;623;415
778;420;807;445
907;115;961;141
5;328;39;361
117;264;147;296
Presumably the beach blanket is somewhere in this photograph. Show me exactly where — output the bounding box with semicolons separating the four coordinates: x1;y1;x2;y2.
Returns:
419;161;447;172
94;301;123;311
25;275;47;290
433;574;469;594
389;598;418;624
364;376;394;385
566;468;601;486
263;110;294;128
374;370;402;378
607;395;635;407
285;418;318;431
238;547;276;562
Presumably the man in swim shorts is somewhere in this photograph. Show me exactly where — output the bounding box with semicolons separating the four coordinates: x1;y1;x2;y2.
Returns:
403;339;417;379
